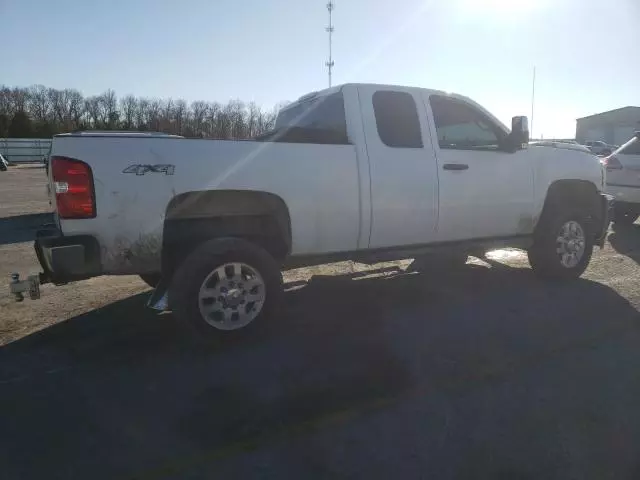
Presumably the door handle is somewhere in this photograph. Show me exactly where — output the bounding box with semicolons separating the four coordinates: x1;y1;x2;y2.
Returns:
443;163;469;171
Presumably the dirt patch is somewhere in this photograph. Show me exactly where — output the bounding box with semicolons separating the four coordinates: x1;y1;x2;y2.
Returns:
0;165;51;217
102;233;163;274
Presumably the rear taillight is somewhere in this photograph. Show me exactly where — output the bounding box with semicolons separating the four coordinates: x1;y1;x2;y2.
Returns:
603;155;623;171
51;156;95;218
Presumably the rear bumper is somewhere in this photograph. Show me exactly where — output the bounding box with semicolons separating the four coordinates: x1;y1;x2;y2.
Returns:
594;193;614;247
35;228;102;284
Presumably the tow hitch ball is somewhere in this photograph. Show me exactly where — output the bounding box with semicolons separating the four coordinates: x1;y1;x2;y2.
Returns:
10;273;41;302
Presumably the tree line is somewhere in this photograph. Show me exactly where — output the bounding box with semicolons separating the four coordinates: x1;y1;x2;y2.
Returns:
0;85;283;139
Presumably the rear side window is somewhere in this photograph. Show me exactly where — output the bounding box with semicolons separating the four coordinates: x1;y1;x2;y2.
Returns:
372;91;423;148
270;93;348;144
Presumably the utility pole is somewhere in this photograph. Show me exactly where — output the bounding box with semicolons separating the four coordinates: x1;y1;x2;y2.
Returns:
531;66;536;139
326;1;335;87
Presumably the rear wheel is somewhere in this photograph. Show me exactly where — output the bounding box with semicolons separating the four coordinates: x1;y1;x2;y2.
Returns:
169;238;283;338
528;209;593;280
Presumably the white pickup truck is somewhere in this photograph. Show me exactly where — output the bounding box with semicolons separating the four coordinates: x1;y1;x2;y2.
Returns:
603;133;640;225
11;83;612;337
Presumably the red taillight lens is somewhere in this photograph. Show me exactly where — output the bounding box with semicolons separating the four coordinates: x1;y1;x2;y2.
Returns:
51;156;95;218
603;156;623;171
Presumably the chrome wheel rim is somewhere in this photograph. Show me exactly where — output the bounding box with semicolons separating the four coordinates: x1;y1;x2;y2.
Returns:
198;262;266;331
556;220;586;268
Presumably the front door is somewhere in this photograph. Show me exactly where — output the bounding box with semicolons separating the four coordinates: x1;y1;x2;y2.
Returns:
423;94;534;242
358;86;439;248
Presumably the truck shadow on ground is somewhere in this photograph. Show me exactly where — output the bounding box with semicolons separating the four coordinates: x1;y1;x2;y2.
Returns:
0;212;53;245
1;261;639;479
608;223;640;264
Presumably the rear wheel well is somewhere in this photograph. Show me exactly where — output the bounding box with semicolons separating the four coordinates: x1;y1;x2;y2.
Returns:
161;190;291;277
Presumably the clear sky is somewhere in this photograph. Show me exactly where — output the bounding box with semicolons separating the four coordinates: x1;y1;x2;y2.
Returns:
2;0;638;138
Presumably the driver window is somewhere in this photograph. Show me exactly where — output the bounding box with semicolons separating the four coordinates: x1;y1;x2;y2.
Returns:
429;95;506;151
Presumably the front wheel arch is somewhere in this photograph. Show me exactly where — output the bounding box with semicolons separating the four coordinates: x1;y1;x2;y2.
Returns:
536;180;601;237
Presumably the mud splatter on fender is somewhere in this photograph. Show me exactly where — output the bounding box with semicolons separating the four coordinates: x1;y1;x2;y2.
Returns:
102;233;162;274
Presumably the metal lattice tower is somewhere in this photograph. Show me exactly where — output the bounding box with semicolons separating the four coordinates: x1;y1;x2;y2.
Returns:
325;1;335;87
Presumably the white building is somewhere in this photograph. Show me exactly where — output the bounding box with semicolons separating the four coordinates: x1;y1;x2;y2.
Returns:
575;106;640;146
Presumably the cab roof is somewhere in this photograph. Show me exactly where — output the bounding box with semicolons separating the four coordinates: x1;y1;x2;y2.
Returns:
293;83;464;103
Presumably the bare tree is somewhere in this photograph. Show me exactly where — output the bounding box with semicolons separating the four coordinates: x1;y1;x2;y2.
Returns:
11;87;29;113
146;99;161;131
48;88;64;125
28;85;51;124
96;90;118;129
1;83;280;138
190;100;208;137
120;95;137;130
174;99;187;135
66;89;84;130
134;98;148;130
0;87;13;116
158;98;174;133
205;101;221;137
84;96;101;129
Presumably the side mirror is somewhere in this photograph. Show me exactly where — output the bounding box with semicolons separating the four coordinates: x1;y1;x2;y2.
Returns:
511;116;530;144
504;116;529;152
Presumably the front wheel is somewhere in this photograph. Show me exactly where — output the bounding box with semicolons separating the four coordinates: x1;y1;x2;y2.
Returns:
528;210;593;280
169;238;283;338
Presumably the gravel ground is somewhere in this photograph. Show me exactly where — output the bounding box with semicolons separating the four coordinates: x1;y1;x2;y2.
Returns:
2;165;640;479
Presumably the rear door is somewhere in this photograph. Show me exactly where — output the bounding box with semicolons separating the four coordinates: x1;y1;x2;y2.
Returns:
357;86;439;248
423;94;534;241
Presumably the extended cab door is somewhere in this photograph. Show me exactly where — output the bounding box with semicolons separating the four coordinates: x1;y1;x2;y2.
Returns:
357;86;439;248
423;94;534;241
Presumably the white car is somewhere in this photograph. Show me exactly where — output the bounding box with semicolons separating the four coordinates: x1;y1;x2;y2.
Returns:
603;132;640;225
0;153;8;171
531;140;592;154
585;140;616;156
10;83;611;338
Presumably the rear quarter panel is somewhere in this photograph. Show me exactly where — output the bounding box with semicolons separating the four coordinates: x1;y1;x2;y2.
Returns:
52;136;360;274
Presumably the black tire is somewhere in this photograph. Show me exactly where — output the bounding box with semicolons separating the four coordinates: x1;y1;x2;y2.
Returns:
528;209;593;280
139;273;161;288
169;238;283;338
612;208;639;226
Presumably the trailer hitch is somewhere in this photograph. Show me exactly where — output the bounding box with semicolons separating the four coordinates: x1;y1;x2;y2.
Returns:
9;273;41;302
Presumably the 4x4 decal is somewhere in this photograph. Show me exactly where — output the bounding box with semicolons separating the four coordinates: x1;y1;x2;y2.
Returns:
123;164;175;176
